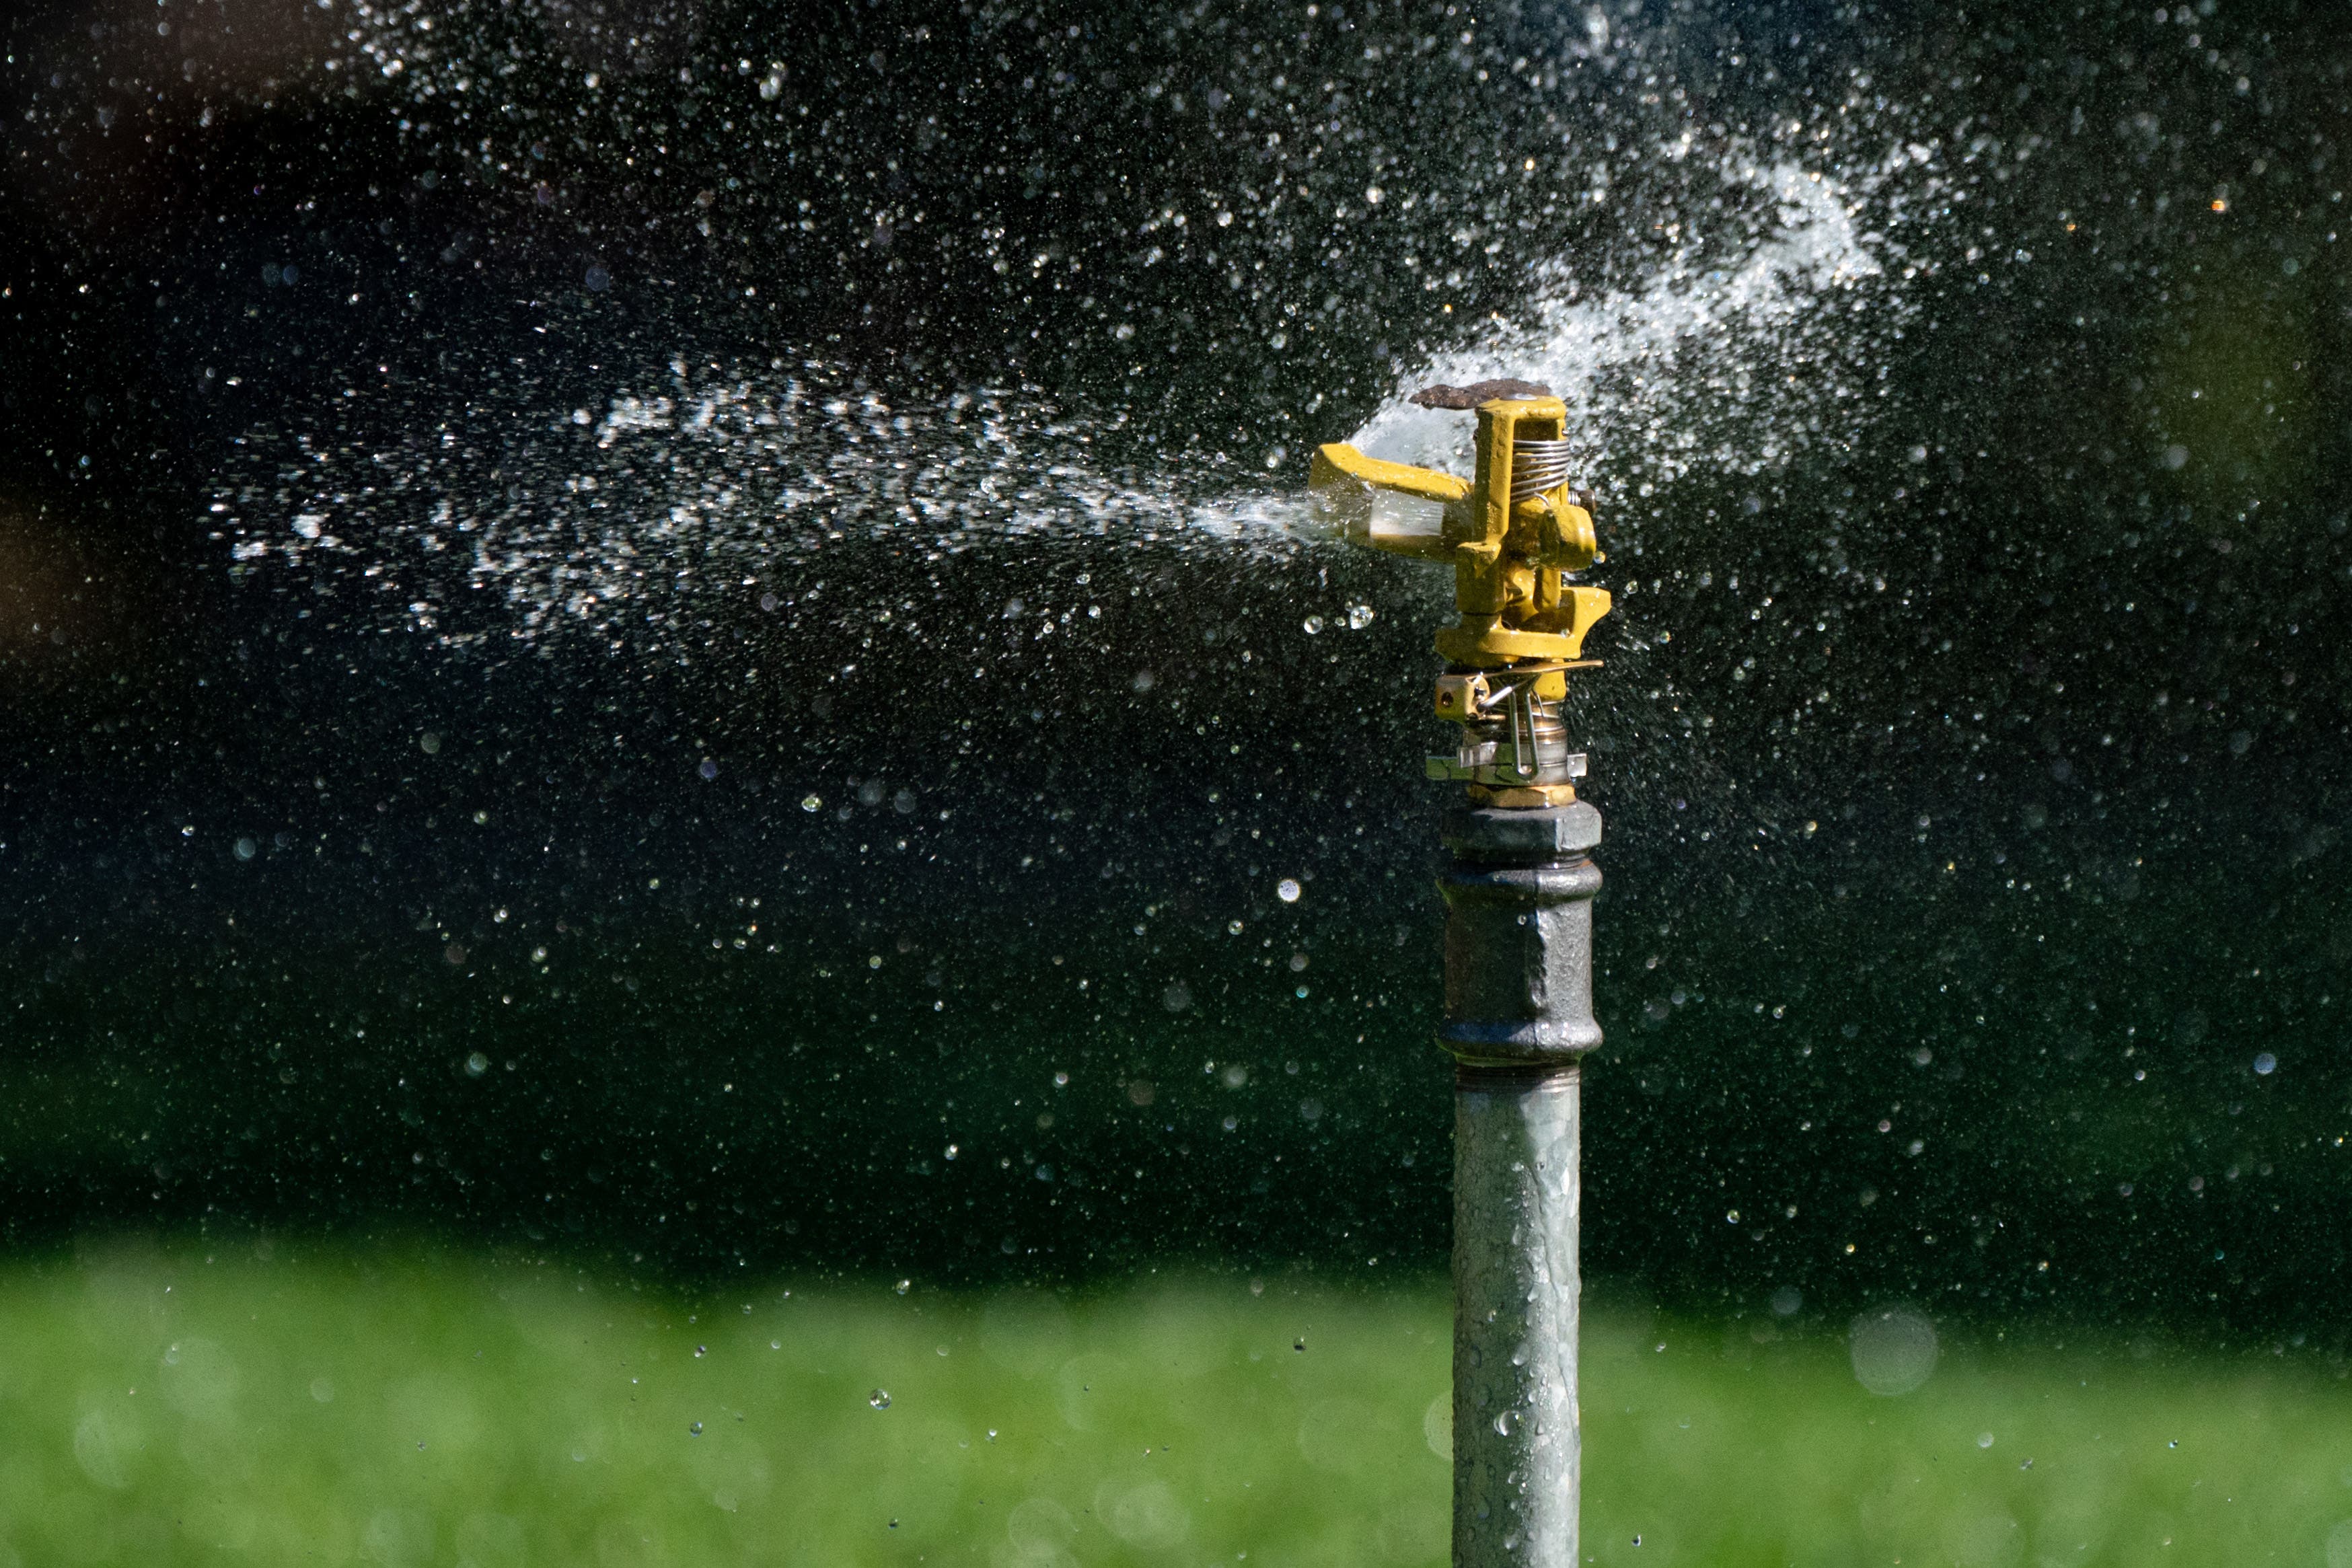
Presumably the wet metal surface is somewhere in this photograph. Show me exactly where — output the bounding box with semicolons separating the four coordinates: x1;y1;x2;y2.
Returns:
1453;1066;1582;1568
1442;802;1603;1566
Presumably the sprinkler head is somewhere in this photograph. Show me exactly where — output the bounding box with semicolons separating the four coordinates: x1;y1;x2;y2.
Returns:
1312;389;1611;807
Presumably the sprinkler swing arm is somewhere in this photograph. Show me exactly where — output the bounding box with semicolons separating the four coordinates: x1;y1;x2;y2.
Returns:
1318;385;1613;1568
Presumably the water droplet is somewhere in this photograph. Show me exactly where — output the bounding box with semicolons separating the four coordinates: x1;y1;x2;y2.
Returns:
688;1421;703;1435
1346;603;1375;630
234;837;257;860
893;1278;911;1296
418;732;441;755
1277;878;1301;903
1977;1431;1995;1448
464;1051;490;1077
698;757;719;780
869;1389;891;1409
693;1344;706;1357
1849;1304;1940;1396
2254;1052;2277;1075
1302;614;1324;634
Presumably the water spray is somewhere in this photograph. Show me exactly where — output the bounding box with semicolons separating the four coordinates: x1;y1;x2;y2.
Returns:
1315;384;1611;1568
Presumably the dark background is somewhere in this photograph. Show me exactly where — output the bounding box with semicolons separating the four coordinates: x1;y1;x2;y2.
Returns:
2;0;2349;1341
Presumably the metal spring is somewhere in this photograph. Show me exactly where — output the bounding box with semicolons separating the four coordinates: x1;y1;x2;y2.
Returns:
1508;439;1576;501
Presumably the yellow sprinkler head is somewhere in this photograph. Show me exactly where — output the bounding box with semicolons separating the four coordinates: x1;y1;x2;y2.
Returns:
1311;380;1612;805
1311;382;1611;669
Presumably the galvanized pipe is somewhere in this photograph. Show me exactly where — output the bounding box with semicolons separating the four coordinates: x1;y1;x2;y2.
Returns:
1438;802;1603;1568
1453;1064;1580;1566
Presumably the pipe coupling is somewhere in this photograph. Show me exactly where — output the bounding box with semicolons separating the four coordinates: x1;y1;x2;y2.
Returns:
1436;802;1604;1068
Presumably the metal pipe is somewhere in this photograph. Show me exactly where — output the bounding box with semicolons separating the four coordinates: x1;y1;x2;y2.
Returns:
1454;1064;1580;1566
1438;801;1603;1568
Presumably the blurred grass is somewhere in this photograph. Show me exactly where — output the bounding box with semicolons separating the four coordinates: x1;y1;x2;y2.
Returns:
5;1241;2352;1566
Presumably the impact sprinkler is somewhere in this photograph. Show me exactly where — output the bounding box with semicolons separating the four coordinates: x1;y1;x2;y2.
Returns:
1313;381;1611;1568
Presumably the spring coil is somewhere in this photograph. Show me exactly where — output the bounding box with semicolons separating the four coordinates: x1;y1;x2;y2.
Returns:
1507;439;1576;501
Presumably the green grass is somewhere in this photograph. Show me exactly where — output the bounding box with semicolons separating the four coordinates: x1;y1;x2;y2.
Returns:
7;1240;2352;1566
